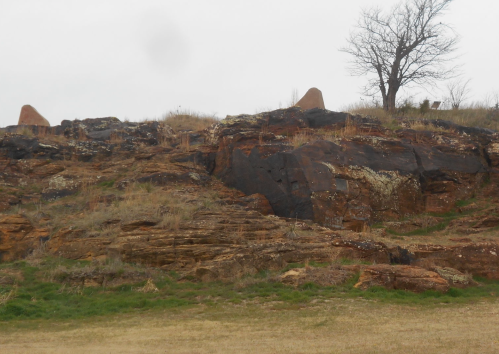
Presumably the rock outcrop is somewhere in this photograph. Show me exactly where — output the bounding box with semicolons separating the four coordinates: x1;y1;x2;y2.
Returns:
209;108;494;230
1;111;499;288
18;105;50;126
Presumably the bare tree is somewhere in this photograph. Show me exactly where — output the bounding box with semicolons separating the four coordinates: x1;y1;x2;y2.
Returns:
446;78;471;109
485;91;499;110
341;0;458;112
288;88;299;107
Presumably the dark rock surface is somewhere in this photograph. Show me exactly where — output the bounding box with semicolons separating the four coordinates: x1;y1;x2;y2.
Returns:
208;108;496;229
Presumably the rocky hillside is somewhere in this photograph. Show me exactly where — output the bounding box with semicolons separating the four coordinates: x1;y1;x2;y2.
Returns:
1;108;499;291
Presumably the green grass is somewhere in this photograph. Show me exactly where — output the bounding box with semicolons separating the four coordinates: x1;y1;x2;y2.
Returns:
1;258;498;321
456;198;477;208
98;180;115;188
387;221;449;236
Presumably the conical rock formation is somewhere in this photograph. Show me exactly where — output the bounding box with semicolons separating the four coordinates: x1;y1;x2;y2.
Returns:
294;87;325;110
18;105;50;126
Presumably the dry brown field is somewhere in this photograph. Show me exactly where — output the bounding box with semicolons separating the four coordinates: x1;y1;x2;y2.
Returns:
1;299;498;354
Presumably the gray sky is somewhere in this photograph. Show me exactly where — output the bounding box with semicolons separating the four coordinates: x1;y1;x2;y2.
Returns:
1;0;497;127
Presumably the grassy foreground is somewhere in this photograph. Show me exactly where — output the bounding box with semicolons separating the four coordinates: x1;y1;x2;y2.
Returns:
1;258;499;353
1;258;499;322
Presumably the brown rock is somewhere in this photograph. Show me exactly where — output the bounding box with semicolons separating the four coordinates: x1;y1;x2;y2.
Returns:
46;228;110;261
354;264;450;293
0;214;49;262
0;194;21;212
18;105;50;126
121;220;158;232
472;216;499;228
294;88;325;110
239;193;274;215
412;243;499;279
332;239;390;264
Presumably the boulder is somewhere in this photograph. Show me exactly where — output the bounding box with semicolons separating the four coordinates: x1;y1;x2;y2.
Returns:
18;105;50;126
354;264;450;293
294;88;325;110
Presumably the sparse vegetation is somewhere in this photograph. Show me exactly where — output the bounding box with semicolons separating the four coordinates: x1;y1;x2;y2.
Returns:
291;118;360;148
345;100;499;131
162;110;218;132
16;126;35;137
0;258;498;322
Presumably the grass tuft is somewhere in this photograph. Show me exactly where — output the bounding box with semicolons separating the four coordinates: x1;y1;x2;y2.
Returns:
162;110;218;132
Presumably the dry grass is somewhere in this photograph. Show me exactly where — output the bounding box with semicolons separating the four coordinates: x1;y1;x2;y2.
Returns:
407;120;452;132
179;133;191;152
344;101;499;131
44;183;219;236
291;130;315;148
135;279;159;293
343;102;392;121
1;300;498;353
15;126;35;137
162;110;218;132
291;118;359;148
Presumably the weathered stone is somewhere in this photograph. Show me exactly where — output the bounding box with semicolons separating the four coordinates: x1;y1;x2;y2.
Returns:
18;105;50;126
412;243;499;279
332;239;390;263
0;214;49;262
294;88;325;110
210;109;491;229
0;194;21;212
121;220;158;232
430;266;477;288
238;193;274;215
354;264;450;293
472;216;499;228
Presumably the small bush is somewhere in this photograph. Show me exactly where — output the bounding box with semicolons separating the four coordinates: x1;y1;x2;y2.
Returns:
419;99;430;115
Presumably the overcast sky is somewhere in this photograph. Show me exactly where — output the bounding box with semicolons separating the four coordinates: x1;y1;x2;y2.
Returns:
0;0;497;127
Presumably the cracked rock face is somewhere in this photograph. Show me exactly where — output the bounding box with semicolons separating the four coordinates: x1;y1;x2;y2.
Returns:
210;108;495;230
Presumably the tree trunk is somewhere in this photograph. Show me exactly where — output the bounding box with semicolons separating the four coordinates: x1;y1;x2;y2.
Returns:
382;89;398;112
387;90;397;112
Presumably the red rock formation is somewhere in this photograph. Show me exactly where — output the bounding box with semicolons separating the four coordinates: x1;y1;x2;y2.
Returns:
18;105;50;126
1;114;499;288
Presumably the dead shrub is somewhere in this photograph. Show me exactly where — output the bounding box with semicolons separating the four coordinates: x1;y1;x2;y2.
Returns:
135;278;159;293
0;285;18;305
16;126;35;137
